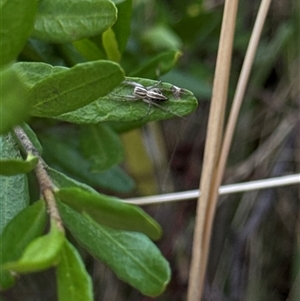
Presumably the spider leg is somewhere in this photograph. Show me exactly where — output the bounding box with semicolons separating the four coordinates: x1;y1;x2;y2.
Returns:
122;80;144;88
145;101;152;117
146;80;162;90
111;92;140;101
142;98;184;118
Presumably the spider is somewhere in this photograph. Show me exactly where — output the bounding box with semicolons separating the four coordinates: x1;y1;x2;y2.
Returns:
117;80;183;118
170;85;186;99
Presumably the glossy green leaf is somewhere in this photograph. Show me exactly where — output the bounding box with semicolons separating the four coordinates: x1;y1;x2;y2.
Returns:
73;39;105;61
47;167;96;194
55;77;198;123
40;134;134;193
0;134;29;234
105;120;146;133
0;201;46;290
57;43;86;66
110;0;126;4
130;50;182;79
56;187;162;240
32;0;117;43
0;271;14;292
0;0;37;67
29;60;124;117
88;165;135;192
0;201;47;263
56;240;93;301
142;24;182;51
102;27;121;62
112;0;132;53
2;219;64;273
79;124;124;171
0;154;38;176
12;62;67;90
173;8;221;45
0;67;30;134
58;203;171;296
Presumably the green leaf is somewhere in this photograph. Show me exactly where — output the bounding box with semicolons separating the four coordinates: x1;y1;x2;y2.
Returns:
2;219;65;273
56;187;162;240
105;120;146;133
56;77;198;123
90;165;135;192
57;43;86;66
0;270;14;292
29;60;124;117
32;0;117;43
40;133;134;193
12;62;67;90
0;134;29;234
0;67;30;134
72;39;105;61
112;0;132;53
48;165;132;203
0;154;38;176
0;0;38;67
130;50;182;79
102;27;121;62
47;167;97;194
56;240;93;301
58;203;171;296
79;124;124;171
142;24;182;51
173;8;220;45
0;201;46;290
48;165;134;201
110;0;126;4
0;201;47;263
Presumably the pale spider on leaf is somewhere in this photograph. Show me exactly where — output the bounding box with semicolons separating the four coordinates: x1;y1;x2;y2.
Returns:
113;80;184;118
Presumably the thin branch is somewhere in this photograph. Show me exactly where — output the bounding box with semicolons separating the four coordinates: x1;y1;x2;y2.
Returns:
13;126;64;233
216;0;274;187
125;174;300;205
188;0;273;299
187;1;239;300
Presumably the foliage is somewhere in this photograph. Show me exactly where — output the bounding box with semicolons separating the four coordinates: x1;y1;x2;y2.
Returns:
0;0;198;299
1;0;298;300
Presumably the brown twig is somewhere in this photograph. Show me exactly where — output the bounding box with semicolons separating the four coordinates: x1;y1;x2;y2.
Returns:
13;126;64;233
